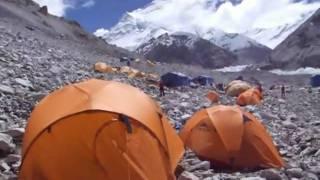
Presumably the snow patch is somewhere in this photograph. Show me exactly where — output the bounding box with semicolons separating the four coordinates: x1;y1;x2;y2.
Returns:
270;67;320;75
213;65;249;72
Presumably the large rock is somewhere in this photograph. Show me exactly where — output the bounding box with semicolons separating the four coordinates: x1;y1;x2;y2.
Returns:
203;176;219;180
5;154;21;165
38;6;48;15
0;120;7;132
309;166;320;176
282;121;297;129
0;85;14;94
178;171;200;180
240;177;266;180
285;168;303;178
0;133;15;156
304;172;319;180
5;128;25;142
14;78;33;88
260;169;282;180
0;161;10;172
188;161;211;172
259;111;278;121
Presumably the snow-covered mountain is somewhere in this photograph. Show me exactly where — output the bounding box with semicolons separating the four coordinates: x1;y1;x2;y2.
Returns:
268;8;320;70
245;9;318;49
95;13;169;51
136;32;238;68
95;0;320;51
137;32;200;54
95;13;268;52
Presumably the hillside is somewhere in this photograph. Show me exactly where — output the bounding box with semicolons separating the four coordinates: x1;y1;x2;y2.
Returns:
0;0;132;59
269;8;320;70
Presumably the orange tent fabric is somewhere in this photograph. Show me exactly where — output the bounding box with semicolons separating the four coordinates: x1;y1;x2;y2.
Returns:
180;105;284;170
20;79;184;180
206;91;220;103
237;88;263;106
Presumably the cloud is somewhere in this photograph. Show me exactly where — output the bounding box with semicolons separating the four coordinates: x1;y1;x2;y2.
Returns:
33;0;96;16
94;28;109;37
81;0;95;8
128;0;320;33
33;0;70;16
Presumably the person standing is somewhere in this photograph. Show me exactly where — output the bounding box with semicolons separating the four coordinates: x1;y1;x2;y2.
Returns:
159;81;165;97
281;85;286;98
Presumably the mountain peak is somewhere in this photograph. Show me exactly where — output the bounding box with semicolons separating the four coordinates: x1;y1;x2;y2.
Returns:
95;0;320;50
136;33;238;68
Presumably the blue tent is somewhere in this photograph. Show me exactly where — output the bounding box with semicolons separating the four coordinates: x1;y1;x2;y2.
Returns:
120;57;129;62
192;75;214;86
161;72;191;87
310;75;320;87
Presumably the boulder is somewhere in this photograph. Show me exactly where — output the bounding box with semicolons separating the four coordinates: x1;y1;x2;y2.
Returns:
0;121;7;132
5;128;25;142
5;154;21;165
286;168;303;178
260;169;282;180
0;133;15;156
304;172;319;180
14;78;33;88
38;6;48;15
178;171;200;180
282;121;297;129
0;85;15;94
188;161;211;171
0;161;10;172
240;177;266;180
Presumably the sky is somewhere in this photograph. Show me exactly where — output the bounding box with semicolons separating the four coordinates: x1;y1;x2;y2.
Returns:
33;0;152;32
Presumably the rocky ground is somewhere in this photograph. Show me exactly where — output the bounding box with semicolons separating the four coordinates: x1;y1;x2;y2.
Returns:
0;15;320;180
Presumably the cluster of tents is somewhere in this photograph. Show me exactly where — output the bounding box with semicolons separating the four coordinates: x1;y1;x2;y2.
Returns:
19;79;283;180
94;62;160;80
205;80;263;106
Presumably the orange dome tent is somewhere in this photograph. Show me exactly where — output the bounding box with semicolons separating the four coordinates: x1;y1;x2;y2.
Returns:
20;79;184;180
237;88;263;106
180;105;284;170
206;91;220;104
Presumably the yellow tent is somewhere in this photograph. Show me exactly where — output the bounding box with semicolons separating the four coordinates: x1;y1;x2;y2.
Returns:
225;80;251;97
94;62;113;73
20;79;184;180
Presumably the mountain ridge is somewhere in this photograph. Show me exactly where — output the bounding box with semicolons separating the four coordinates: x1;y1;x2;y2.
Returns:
136;33;238;68
95;0;320;50
268;8;320;70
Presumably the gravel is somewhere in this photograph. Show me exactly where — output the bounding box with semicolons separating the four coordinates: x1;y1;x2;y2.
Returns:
0;3;319;179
